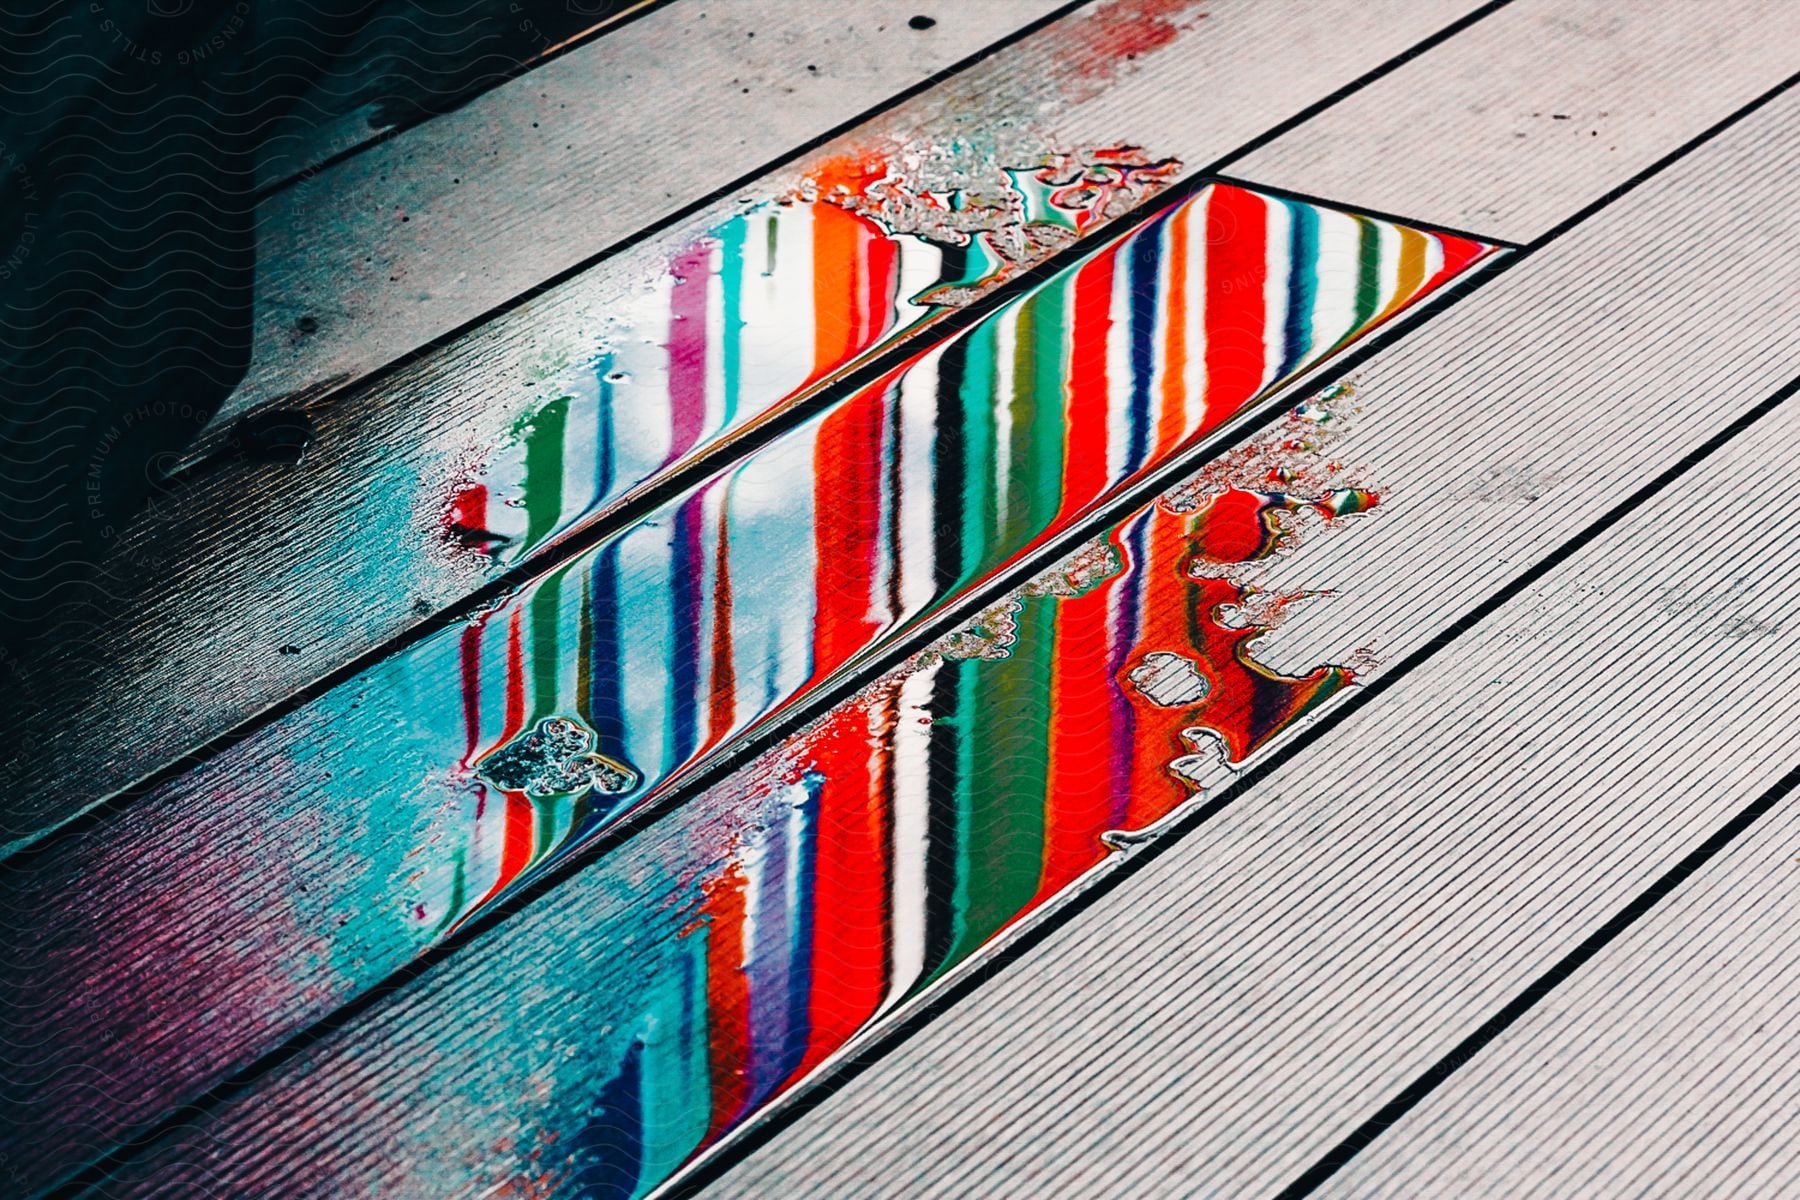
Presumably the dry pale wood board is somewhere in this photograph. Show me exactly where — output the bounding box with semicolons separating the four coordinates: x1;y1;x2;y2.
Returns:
62;69;1800;1200
228;0;1072;426
715;104;1800;1197
1232;0;1800;243
1318;796;1800;1199
0;0;1486;845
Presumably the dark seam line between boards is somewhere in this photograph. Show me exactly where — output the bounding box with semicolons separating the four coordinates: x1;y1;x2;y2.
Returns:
45;53;1800;1200
21;0;1527;870
253;0;682;202
43;7;1782;1197
34;2;1533;1191
1272;758;1800;1199
650;71;1800;1199
0;0;1099;856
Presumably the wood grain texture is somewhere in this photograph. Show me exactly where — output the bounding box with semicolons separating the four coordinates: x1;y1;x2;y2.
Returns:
60;57;1800;1200
1231;0;1800;243
0;0;1484;847
0;6;1493;1193
713;91;1800;1199
724;406;1800;1200
252;0;660;194
227;0;1072;427
1318;786;1800;1198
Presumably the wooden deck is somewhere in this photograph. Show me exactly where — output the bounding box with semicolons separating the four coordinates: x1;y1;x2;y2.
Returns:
5;1;1799;1196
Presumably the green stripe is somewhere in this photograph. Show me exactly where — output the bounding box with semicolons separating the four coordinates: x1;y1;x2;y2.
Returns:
530;573;563;723
634;931;713;1196
1009;282;1069;546
1353;217;1384;332
945;595;1057;962
719;217;746;427
522;392;570;553
958;318;999;587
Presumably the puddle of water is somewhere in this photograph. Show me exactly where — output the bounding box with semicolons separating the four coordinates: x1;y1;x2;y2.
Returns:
455;385;1384;1199
402;183;1497;936
33;182;1495;1193
445;150;1178;562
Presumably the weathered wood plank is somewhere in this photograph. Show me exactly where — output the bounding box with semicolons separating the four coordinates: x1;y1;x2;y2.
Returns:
0;0;1486;846
0;6;1507;1189
0;183;1495;1200
1316;786;1800;1199
228;0;1075;428
253;0;659;194
710;98;1800;1198
61;58;1800;1200
721;408;1800;1200
1231;0;1800;242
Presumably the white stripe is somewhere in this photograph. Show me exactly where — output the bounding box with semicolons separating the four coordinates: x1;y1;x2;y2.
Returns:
1261;194;1294;389
896;352;942;618
1105;243;1136;487
1308;206;1365;359
1181;188;1211;438
992;307;1017;531
882;660;941;1011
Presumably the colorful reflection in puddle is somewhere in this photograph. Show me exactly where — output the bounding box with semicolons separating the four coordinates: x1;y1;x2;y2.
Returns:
407;184;1497;933
445;151;1180;561
478;389;1383;1198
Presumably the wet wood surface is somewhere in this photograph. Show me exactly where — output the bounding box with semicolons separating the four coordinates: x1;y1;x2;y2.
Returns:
228;0;1082;430
0;0;1483;851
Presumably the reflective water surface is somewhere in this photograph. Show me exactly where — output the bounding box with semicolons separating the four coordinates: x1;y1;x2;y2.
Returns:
102;384;1409;1200
527;413;1384;1198
445;153;1180;563
410;182;1497;930
0;181;1499;1197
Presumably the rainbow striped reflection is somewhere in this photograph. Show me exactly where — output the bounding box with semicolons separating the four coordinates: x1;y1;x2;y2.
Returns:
396;182;1499;935
447;158;1174;561
431;420;1388;1200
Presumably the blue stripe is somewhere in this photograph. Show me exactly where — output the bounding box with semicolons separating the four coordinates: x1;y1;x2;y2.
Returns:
1281;200;1320;377
1125;216;1163;470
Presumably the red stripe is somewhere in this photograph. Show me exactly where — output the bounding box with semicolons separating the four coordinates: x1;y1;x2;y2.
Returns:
808;382;889;681
500;611;527;747
1120;506;1214;831
702;865;755;1145
1038;558;1122;899
1050;250;1117;537
807;204;871;387
792;702;888;1078
1418;232;1495;298
1201;184;1269;433
703;491;738;753
863;217;900;348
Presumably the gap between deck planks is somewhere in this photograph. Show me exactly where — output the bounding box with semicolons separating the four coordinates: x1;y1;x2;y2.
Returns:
43;32;1800;1200
707;90;1800;1199
0;0;1491;850
1313;775;1800;1199
0;10;1511;1196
